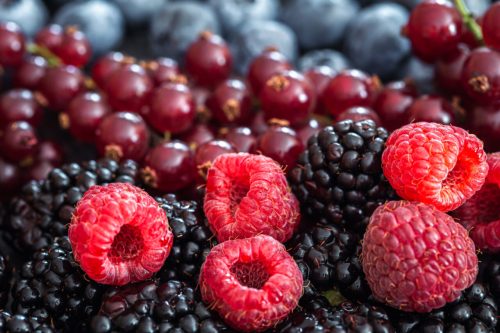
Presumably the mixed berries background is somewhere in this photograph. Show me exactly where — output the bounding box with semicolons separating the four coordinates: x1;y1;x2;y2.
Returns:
1;0;500;332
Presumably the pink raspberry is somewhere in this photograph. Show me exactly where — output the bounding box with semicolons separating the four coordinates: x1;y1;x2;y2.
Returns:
199;235;303;332
204;153;300;242
69;183;173;286
362;200;478;313
453;152;500;252
382;122;488;212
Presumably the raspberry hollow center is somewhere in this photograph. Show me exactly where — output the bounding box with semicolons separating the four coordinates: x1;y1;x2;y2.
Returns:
441;146;480;199
109;225;144;262
230;261;270;289
229;180;249;215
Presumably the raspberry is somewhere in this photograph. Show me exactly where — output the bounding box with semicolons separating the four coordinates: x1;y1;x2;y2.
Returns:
453;153;500;252
203;153;300;242
382;122;488;212
199;235;303;332
362;201;478;313
69;183;173;286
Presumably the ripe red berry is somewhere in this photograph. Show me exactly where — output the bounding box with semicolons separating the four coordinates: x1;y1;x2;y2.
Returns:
435;44;470;94
95;112;150;161
62;92;111;143
407;95;455;125
185;31;232;88
0;22;25;67
144;57;179;86
250;112;269;136
404;0;463;62
27;160;56;181
468;104;500;152
204;153;300;242
247;49;292;96
35;24;63;53
461;47;500;105
144;82;196;134
69;183;173;285
36;140;63;165
295;118;323;146
304;66;336;115
482;3;500;51
256;125;304;170
382;122;488;212
0;121;39;164
199;235;303;332
55;26;92;67
0;89;43;127
362;200;477;312
373;83;414;131
260;70;315;126
142;141;196;192
207;79;252;125
104;64;153;112
178;123;215;148
91;52;133;89
195;139;236;179
337;106;381;125
0;157;21;200
13;56;48;90
321;70;380;118
38;65;84;112
220;126;257;153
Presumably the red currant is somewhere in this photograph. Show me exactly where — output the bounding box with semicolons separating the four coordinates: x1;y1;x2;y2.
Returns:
247;49;292;96
27;160;56;181
295;118;323;146
178;123;215;148
461;47;500;105
321;70;380;118
142;141;196;192
337;106;381;125
0;121;38;164
62;92;111;143
407;95;455;124
38;65;84;111
256;125;304;170
250;111;269;136
144;57;179;86
195;139;236;174
207;79;252;125
482;3;500;51
0;89;43;127
0;157;21;199
91;52;133;89
55;26;92;67
37;140;63;165
304;66;336;115
0;22;25;67
13;56;48;90
435;44;470;94
95;112;150;161
220;126;257;153
404;0;463;62
260;70;315;126
35;24;63;53
373;84;414;131
144;82;196;135
185;31;232;88
468;104;500;152
104;64;153;113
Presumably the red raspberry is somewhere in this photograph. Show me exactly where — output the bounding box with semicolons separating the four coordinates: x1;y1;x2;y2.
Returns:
453;153;500;252
382;122;488;212
69;183;173;286
362;200;478;313
199;235;303;332
204;153;300;242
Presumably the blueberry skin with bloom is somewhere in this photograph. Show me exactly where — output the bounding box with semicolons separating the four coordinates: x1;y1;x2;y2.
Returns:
150;1;220;62
53;0;125;56
110;0;166;27
298;49;350;73
0;0;48;37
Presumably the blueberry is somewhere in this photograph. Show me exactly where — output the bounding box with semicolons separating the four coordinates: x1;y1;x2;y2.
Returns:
344;3;410;79
279;0;359;50
0;0;48;37
230;19;298;74
110;0;165;27
208;0;279;34
403;57;435;94
149;1;220;62
298;49;350;73
53;0;125;56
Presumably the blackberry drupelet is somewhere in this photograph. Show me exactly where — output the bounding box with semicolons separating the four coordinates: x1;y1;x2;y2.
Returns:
89;279;234;333
156;194;216;284
0;311;55;333
289;120;397;232
479;255;500;309
389;283;498;333
10;237;104;332
287;220;370;301
1;158;141;251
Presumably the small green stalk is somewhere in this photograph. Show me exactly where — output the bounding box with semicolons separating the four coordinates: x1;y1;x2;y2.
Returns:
453;0;484;44
27;43;62;67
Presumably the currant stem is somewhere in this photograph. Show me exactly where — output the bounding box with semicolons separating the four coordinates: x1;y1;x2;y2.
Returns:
27;43;62;67
453;0;484;44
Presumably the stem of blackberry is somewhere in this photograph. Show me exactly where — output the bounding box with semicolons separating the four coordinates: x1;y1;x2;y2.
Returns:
453;0;484;44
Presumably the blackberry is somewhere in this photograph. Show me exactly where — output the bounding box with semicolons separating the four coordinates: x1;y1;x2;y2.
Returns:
89;279;234;333
0;253;10;307
478;255;500;309
2;158;141;251
10;237;104;332
287;220;370;301
289;120;397;232
0;312;55;333
389;283;498;333
156;194;216;285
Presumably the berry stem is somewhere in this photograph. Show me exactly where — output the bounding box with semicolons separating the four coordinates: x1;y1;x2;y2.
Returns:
26;43;61;67
453;0;484;44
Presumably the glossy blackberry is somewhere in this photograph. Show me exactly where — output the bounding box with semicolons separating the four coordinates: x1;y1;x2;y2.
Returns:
389;283;498;333
478;255;500;308
2;158;141;252
0;311;55;333
10;237;104;332
89;279;234;333
156;194;216;284
289;120;397;233
287;220;370;301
